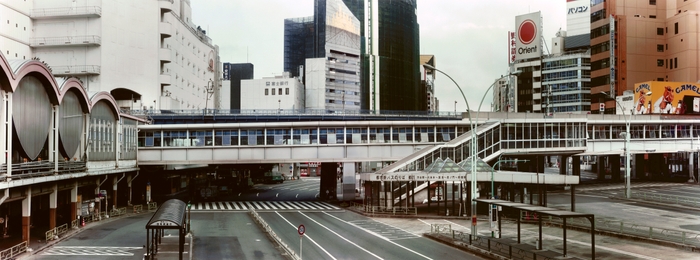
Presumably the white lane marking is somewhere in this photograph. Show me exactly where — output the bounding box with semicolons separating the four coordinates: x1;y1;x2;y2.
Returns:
274;211;336;260
324;212;433;260
299;212;383;260
417;219;432;226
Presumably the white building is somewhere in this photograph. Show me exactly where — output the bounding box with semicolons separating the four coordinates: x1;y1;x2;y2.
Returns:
240;73;304;111
0;0;220;111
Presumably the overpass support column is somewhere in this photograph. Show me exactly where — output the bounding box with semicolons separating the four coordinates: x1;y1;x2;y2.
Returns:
49;105;59;172
49;184;57;229
70;181;78;221
559;155;569;175
596;156;606;180
22;187;31;242
611;155;621;182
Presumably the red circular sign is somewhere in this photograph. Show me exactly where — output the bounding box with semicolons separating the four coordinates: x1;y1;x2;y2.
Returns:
518;19;537;45
298;224;305;236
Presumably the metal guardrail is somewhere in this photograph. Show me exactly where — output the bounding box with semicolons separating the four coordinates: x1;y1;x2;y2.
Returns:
133;205;143;213
249;209;300;260
0;161;87;179
148;202;158;211
517;213;700;247
125;108;462;118
633;191;700;207
45;223;69;242
110;207;127;217
433;226;563;260
350;202;418;215
0;241;27;260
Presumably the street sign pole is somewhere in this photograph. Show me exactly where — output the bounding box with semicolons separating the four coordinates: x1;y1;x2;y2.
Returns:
298;224;305;259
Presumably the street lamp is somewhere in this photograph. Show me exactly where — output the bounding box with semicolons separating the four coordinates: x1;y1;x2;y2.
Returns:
423;63;478;236
601;91;651;199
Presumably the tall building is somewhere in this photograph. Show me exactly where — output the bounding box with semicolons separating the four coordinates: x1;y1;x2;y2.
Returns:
590;0;700;113
504;4;592;114
0;0;220;111
420;55;437;112
223;63;254;110
284;0;362;112
342;0;424;112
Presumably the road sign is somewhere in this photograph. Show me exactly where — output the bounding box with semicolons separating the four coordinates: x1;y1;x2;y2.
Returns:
298;224;305;236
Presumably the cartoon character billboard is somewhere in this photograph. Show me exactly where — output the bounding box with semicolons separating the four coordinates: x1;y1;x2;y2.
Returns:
634;81;700;115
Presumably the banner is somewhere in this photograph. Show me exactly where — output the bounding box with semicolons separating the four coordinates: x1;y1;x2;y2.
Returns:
634;81;700;114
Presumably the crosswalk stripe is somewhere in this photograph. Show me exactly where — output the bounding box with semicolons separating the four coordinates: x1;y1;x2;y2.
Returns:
188;201;342;211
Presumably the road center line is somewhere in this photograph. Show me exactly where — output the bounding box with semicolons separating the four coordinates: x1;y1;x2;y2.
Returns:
298;212;383;260
274;211;336;260
324;212;433;260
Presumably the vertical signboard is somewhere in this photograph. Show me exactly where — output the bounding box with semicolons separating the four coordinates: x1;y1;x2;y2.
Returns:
609;15;616;94
223;63;230;81
508;31;516;64
514;11;542;61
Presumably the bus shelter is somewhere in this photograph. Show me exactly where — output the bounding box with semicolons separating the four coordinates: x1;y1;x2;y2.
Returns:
475;199;595;259
145;199;188;260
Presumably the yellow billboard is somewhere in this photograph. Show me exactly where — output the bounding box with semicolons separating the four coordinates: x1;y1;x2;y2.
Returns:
633;81;700;115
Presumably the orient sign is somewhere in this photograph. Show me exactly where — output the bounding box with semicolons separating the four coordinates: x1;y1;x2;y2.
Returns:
518;20;536;45
514;11;541;61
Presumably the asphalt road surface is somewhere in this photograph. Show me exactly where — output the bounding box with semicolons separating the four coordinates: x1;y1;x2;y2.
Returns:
260;210;483;260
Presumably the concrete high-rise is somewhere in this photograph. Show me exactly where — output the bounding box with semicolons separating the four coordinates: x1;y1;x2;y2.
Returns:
0;0;221;111
590;0;700;113
342;0;424;112
284;0;362;112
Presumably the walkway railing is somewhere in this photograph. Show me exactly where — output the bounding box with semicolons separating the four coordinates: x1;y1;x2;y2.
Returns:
0;161;87;179
45;223;70;242
0;241;27;260
249;209;299;260
349;202;417;215
518;213;700;247
430;224;569;260
632;191;700;207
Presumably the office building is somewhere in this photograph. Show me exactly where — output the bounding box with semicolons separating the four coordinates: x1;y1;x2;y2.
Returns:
223;63;254;110
240;73;304;111
342;0;424;112
0;0;220;111
420;55;438;113
284;0;362;112
590;0;700;113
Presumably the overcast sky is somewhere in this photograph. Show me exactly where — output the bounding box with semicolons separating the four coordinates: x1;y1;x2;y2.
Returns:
191;0;567;112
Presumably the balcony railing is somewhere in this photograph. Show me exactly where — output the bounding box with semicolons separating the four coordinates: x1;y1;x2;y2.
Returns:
0;161;87;181
30;35;101;47
51;65;101;76
31;6;102;19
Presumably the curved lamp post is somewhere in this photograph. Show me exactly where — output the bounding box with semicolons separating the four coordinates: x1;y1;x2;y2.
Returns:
601;91;651;199
422;64;478;236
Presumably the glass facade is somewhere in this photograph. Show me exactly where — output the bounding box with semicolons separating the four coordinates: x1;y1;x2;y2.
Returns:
541;52;592;114
284;0;361;112
342;0;424;112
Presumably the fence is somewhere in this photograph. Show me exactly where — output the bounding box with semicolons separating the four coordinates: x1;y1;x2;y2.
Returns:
633;191;700;207
45;223;70;242
431;224;569;260
148;202;158;211
249;209;299;260
518;212;700;248
0;241;27;260
349;202;417;215
133;205;143;213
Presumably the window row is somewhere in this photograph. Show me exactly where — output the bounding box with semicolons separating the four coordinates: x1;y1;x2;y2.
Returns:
265;88;290;95
587;124;700;140
138;126;467;147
